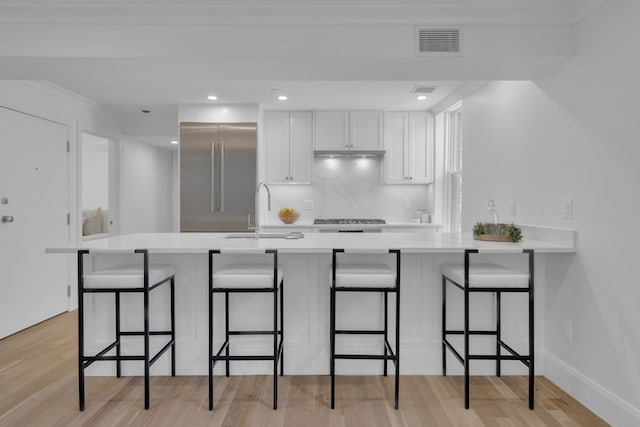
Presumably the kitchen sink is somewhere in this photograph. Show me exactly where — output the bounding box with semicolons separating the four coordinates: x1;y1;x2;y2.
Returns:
225;232;304;239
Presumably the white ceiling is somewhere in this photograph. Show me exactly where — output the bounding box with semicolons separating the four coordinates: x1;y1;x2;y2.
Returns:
0;0;608;147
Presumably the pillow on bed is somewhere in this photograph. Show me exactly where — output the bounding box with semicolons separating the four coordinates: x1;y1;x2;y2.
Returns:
83;207;103;236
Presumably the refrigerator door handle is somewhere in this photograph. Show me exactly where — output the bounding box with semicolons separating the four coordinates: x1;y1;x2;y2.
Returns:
220;141;225;213
210;140;216;212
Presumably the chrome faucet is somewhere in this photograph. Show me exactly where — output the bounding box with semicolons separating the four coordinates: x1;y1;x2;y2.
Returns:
254;182;271;238
256;181;272;211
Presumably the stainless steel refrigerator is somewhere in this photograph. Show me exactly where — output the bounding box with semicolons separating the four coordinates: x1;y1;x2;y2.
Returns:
180;122;256;232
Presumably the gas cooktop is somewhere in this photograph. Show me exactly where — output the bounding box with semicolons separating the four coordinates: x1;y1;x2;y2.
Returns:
313;218;386;225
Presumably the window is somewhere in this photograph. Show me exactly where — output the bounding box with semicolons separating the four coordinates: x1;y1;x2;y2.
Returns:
444;102;463;232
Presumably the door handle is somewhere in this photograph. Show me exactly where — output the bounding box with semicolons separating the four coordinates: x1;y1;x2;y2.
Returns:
220;141;225;213
1;215;15;223
211;140;217;212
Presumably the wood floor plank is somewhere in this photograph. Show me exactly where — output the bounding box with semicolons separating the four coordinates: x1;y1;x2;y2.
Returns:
0;311;610;427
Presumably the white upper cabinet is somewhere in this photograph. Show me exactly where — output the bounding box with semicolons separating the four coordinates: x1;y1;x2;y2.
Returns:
314;111;349;151
314;111;383;151
265;111;313;183
384;112;433;184
349;111;384;150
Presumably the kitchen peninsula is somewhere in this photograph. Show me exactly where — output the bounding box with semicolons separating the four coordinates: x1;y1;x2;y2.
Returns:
48;228;574;377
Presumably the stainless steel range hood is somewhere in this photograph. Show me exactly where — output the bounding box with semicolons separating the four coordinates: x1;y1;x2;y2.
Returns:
314;149;385;158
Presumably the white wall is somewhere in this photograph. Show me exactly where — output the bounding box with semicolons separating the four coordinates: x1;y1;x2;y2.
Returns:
118;137;175;234
458;1;640;424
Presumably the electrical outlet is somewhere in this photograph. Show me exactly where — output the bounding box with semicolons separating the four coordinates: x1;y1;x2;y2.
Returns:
304;200;314;210
562;319;573;342
404;198;411;209
563;199;573;219
509;199;517;217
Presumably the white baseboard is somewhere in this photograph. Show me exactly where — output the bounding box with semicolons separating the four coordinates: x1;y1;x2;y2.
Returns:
544;351;640;427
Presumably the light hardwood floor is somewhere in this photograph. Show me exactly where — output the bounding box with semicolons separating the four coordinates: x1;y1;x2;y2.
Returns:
0;312;608;427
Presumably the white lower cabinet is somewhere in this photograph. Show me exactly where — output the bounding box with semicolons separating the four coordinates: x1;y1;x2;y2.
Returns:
265;111;313;183
384;112;433;184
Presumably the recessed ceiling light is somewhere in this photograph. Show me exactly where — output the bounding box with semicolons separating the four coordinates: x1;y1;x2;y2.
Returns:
170;140;179;145
278;95;288;101
207;95;218;101
417;95;427;101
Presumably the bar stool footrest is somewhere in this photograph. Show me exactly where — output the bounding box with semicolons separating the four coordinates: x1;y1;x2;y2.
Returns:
335;354;398;361
335;329;385;335
228;330;282;336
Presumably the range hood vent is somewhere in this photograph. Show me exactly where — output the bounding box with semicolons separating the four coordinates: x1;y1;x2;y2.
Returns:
416;27;462;55
314;150;385;158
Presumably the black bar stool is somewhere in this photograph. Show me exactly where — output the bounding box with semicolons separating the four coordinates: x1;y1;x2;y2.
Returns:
442;248;534;409
330;248;401;409
208;249;284;411
77;249;176;410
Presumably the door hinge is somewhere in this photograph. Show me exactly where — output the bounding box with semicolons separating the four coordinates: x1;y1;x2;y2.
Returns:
67;213;71;225
67;285;71;298
66;140;70;153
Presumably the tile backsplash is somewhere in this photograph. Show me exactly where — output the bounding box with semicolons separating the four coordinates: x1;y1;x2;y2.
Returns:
262;157;432;224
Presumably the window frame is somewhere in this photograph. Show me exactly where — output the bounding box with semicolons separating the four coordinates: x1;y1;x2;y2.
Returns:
443;101;463;233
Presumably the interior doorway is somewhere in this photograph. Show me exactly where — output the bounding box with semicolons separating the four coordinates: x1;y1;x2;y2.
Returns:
81;133;115;239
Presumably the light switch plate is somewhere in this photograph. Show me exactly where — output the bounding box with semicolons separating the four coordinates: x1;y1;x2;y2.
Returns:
304;200;314;210
404;198;411;209
508;199;517;217
563;198;573;219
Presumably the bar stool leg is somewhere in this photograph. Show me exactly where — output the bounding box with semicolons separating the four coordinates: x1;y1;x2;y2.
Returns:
442;276;447;376
75;257;90;413
116;291;122;378
394;290;400;409
384;291;388;377
273;285;278;410
78;252;86;411
330;286;336;410
529;278;535;409
280;280;284;376
496;291;501;377
464;287;470;410
144;286;150;410
171;278;176;377
225;292;230;377
208;256;214;411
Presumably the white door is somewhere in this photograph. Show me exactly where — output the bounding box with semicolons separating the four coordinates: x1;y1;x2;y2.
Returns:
0;106;69;338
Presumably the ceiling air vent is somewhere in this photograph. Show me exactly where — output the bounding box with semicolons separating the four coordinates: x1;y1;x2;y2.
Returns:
411;86;437;95
416;27;462;55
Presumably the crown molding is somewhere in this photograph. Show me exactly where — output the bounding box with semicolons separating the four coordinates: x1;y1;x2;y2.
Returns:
18;81;100;111
0;2;606;25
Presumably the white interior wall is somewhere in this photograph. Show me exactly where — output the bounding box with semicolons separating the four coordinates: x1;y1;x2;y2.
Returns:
458;1;640;425
118;137;175;234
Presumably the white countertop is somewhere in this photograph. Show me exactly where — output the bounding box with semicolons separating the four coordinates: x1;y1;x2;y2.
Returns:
46;231;575;254
261;222;439;230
